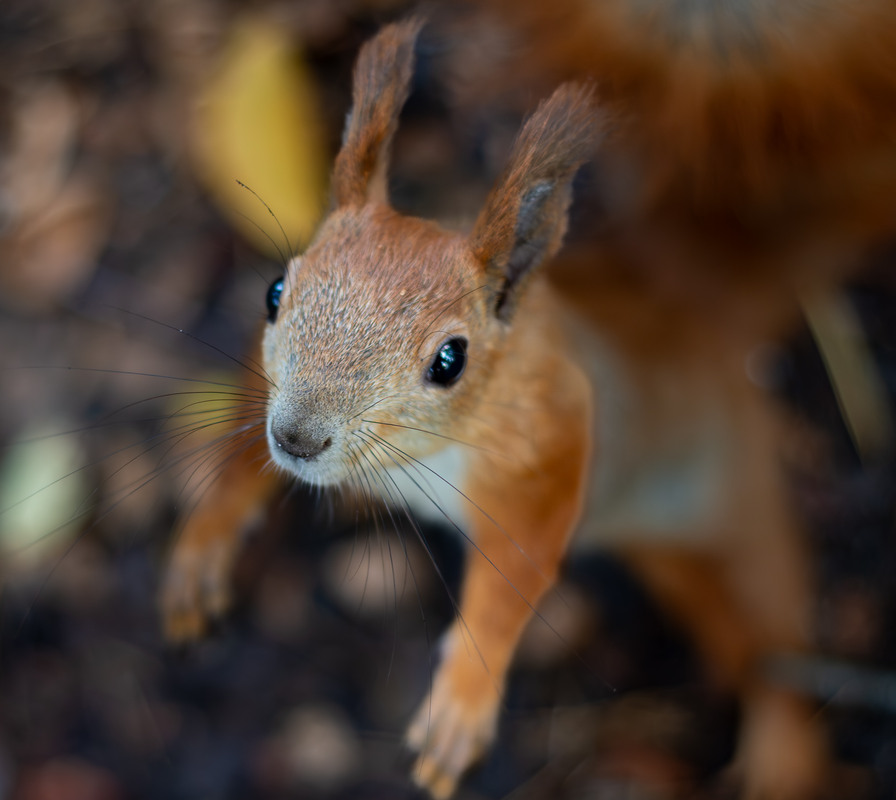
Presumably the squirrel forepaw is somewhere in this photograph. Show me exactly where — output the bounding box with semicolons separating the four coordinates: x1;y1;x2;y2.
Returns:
406;655;500;799
160;533;235;643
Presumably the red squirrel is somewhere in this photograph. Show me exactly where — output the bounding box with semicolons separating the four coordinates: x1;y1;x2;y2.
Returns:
161;10;896;799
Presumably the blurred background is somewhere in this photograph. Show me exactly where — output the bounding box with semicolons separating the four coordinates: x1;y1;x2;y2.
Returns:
1;1;895;798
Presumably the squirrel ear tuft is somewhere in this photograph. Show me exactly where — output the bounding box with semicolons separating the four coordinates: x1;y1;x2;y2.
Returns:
470;84;601;321
331;19;424;208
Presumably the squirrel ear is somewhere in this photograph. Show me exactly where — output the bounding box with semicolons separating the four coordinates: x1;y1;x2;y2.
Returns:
331;19;423;207
470;84;600;321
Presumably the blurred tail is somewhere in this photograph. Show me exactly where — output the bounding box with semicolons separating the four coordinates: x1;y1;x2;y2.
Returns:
451;0;896;304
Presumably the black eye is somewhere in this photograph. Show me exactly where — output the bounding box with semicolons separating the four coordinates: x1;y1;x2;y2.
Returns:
266;277;284;322
427;337;467;387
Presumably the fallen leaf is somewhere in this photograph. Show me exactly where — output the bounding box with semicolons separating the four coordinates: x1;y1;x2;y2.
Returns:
191;15;328;259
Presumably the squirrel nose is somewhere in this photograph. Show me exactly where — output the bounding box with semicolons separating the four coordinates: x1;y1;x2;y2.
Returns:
271;423;333;460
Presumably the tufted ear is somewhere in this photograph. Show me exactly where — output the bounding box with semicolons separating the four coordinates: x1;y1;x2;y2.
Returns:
470;84;600;321
331;19;423;208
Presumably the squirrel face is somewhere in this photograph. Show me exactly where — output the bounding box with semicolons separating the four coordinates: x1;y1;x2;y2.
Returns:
262;204;493;487
261;21;596;489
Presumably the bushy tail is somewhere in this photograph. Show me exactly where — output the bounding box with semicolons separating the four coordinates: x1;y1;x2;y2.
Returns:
453;0;896;298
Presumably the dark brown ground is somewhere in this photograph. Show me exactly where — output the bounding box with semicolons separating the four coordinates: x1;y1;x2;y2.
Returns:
1;2;895;799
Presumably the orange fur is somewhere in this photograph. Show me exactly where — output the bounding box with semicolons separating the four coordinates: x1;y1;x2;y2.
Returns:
163;393;278;641
448;0;896;310
161;9;896;798
331;17;424;208
165;21;601;796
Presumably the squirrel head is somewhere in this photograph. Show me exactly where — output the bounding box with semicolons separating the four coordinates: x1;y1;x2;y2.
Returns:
262;19;599;486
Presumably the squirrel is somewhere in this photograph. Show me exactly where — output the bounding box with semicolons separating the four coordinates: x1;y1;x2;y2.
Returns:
161;8;896;799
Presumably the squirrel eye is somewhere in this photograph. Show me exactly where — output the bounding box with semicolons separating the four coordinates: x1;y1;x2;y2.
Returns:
266;277;284;322
426;337;467;387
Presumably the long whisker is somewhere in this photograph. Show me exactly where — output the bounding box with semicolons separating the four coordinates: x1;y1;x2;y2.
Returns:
13;364;265;392
361;419;504;461
236;179;297;266
354;439;460;619
362;430;505;542
363;432;607;689
361;431;490;567
106;405;266;511
338;455;380;588
359;436;493;685
350;443;438;697
353;442;442;612
361;430;565;614
1;403;258;519
349;440;428;609
17;418;267;637
348;393;405;423
109;308;277;389
12;391;267;446
105;417;265;517
171;426;267;513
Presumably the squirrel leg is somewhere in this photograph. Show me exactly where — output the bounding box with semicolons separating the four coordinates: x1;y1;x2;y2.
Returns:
407;388;590;797
160;437;280;642
406;473;582;797
621;545;826;800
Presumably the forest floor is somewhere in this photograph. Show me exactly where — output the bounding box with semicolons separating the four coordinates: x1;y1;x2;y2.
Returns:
1;2;895;799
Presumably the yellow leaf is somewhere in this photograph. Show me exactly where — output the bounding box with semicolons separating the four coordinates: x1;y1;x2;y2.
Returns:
193;17;328;258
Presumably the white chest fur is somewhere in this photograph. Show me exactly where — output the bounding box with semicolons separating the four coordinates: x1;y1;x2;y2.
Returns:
381;445;471;532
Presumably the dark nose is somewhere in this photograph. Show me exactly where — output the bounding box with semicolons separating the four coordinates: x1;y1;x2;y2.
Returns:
271;423;333;460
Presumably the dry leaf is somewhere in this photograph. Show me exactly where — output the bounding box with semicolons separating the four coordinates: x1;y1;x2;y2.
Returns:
191;16;328;258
